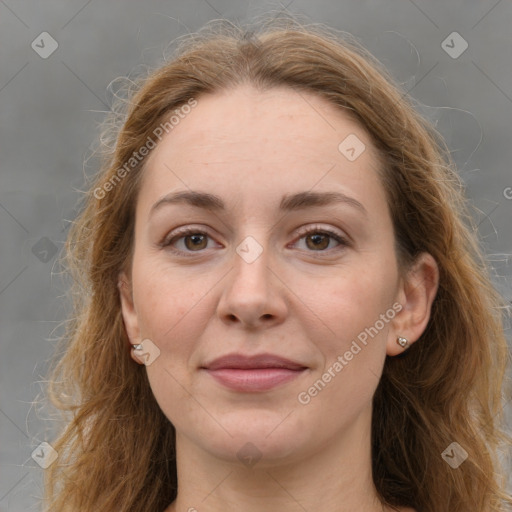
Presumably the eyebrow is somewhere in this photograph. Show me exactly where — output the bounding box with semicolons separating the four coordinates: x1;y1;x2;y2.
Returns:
149;190;368;217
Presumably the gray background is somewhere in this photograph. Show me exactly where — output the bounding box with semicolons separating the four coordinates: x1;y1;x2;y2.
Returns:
1;1;511;510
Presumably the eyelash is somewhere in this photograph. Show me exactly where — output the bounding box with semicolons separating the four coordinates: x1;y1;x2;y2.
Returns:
160;225;350;257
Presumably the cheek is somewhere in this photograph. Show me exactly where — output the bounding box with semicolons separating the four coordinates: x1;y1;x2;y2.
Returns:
132;253;206;337
311;257;397;335
303;253;398;390
297;273;394;422
132;263;210;424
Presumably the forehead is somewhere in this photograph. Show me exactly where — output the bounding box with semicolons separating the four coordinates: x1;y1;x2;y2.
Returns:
137;85;386;215
150;85;374;159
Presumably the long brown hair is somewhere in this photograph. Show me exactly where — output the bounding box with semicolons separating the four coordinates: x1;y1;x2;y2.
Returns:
42;14;512;512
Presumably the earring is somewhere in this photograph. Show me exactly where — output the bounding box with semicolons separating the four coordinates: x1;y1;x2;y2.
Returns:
132;343;143;351
396;336;409;349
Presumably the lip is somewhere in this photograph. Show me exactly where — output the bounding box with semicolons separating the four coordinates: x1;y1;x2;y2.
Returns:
203;353;307;371
201;353;308;392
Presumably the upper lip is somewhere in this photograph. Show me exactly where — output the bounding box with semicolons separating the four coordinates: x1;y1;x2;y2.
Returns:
202;353;308;371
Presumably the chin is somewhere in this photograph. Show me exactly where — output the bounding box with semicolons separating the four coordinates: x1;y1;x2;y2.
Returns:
207;436;306;468
195;413;313;466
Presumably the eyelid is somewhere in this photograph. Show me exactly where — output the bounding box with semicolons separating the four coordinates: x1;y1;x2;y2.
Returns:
293;223;349;244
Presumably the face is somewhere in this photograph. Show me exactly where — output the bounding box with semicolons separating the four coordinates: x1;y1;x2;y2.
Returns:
119;85;432;466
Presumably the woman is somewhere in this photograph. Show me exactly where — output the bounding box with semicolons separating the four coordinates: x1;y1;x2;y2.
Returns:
43;15;512;512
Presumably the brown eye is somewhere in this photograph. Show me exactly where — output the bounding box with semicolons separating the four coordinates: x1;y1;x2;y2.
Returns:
293;227;348;253
183;233;208;251
162;229;216;254
305;233;331;251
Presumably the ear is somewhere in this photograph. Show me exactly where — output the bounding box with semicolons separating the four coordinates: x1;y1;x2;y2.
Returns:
386;252;439;356
118;271;144;365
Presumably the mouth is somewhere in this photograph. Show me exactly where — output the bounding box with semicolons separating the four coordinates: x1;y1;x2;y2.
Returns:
200;353;308;392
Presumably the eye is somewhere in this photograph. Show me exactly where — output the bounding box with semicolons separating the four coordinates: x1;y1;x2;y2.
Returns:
291;225;349;253
161;227;218;254
161;224;350;256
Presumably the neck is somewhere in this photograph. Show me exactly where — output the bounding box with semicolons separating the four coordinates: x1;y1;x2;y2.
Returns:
166;406;391;512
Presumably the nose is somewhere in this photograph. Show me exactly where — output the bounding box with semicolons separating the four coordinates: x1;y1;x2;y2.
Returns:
216;240;288;330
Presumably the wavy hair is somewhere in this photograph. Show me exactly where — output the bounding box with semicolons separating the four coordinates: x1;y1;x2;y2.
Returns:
42;13;512;512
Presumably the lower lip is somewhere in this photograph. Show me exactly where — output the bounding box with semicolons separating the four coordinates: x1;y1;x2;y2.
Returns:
204;368;306;392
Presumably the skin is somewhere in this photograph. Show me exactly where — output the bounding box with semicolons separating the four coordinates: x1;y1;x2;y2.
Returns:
119;84;438;512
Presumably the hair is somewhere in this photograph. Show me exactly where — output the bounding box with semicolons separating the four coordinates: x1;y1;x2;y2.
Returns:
41;13;512;512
